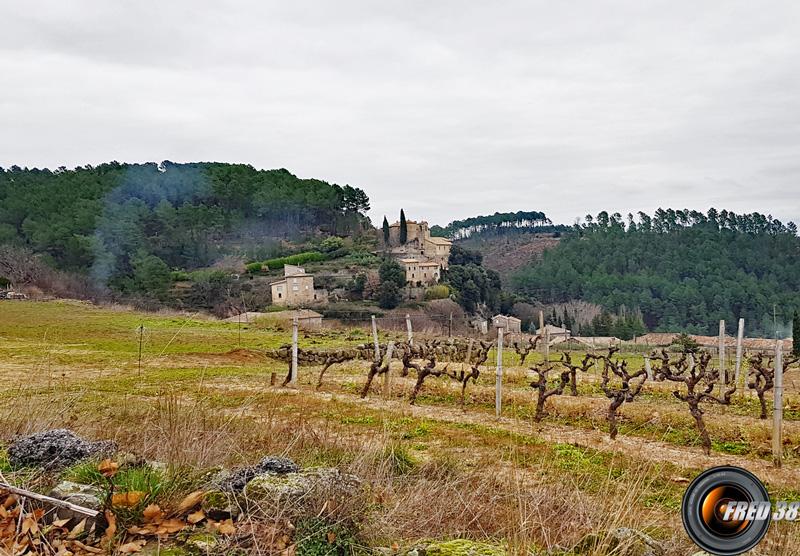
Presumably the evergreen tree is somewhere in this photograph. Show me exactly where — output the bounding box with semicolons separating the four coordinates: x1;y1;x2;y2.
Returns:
377;258;406;309
378;281;402;309
399;209;408;244
794;312;800;357
382;216;390;245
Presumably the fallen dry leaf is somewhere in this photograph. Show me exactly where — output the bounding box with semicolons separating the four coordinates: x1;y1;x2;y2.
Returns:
22;516;39;535
142;504;164;523
102;510;117;547
155;518;186;535
118;539;147;553
217;519;236;535
176;490;206;514
71;539;104;554
187;510;205;524
67;518;86;539
52;518;71;528
112;491;145;508
98;459;119;478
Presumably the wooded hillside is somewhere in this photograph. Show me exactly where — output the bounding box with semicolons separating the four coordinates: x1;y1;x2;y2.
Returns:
0;162;370;292
511;209;800;336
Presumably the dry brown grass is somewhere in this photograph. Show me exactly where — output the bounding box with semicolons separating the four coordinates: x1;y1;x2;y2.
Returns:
0;386;696;554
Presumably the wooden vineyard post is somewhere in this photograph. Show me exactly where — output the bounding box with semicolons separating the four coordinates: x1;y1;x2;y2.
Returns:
137;324;144;376
406;314;414;345
371;315;380;363
773;340;784;468
544;327;550;369
735;318;745;396
496;327;504;417
719;320;727;383
290;315;299;386
382;341;395;398
644;356;653;381
539;310;545;364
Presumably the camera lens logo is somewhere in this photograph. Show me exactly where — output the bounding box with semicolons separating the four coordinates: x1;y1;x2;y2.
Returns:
682;466;771;555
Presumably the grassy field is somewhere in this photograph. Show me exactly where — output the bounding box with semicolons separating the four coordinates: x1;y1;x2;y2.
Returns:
2;300;800;555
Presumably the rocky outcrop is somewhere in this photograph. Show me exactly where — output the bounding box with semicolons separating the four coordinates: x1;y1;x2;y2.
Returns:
213;456;300;493
7;429;116;469
242;467;362;517
573;527;666;556
47;481;104;527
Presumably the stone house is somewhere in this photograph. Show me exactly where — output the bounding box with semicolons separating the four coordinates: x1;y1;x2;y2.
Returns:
387;218;452;269
270;265;326;307
536;324;571;340
399;258;442;285
493;314;522;333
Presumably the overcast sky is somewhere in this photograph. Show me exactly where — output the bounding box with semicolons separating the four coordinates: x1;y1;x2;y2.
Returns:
2;1;799;227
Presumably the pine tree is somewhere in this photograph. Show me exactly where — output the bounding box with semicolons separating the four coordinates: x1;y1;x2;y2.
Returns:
793;312;800;357
399;209;408;244
382;216;390;245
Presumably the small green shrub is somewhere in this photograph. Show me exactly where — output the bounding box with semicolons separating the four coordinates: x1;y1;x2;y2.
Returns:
713;440;750;455
320;236;345;253
295;517;362;556
0;449;11;473
267;251;327;270
245;261;264;274
424;284;450;300
381;444;417;475
64;461;165;493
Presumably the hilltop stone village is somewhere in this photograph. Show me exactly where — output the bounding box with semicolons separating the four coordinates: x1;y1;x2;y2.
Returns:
269;214;452;310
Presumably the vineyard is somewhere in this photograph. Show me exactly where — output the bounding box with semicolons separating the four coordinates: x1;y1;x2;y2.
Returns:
266;331;798;459
3;301;800;554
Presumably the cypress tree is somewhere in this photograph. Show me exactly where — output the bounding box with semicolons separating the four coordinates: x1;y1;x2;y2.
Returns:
793;312;800;357
382;216;390;245
400;209;408;244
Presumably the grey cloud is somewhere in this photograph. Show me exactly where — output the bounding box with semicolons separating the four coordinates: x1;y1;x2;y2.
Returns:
1;1;799;227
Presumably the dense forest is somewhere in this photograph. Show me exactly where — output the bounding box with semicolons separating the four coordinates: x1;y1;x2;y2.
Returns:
0;162;370;294
511;209;800;337
431;210;566;240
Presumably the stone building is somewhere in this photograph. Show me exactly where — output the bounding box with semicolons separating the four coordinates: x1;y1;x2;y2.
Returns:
398;258;442;285
387;218;452;269
493;314;522;333
270;265;326;307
